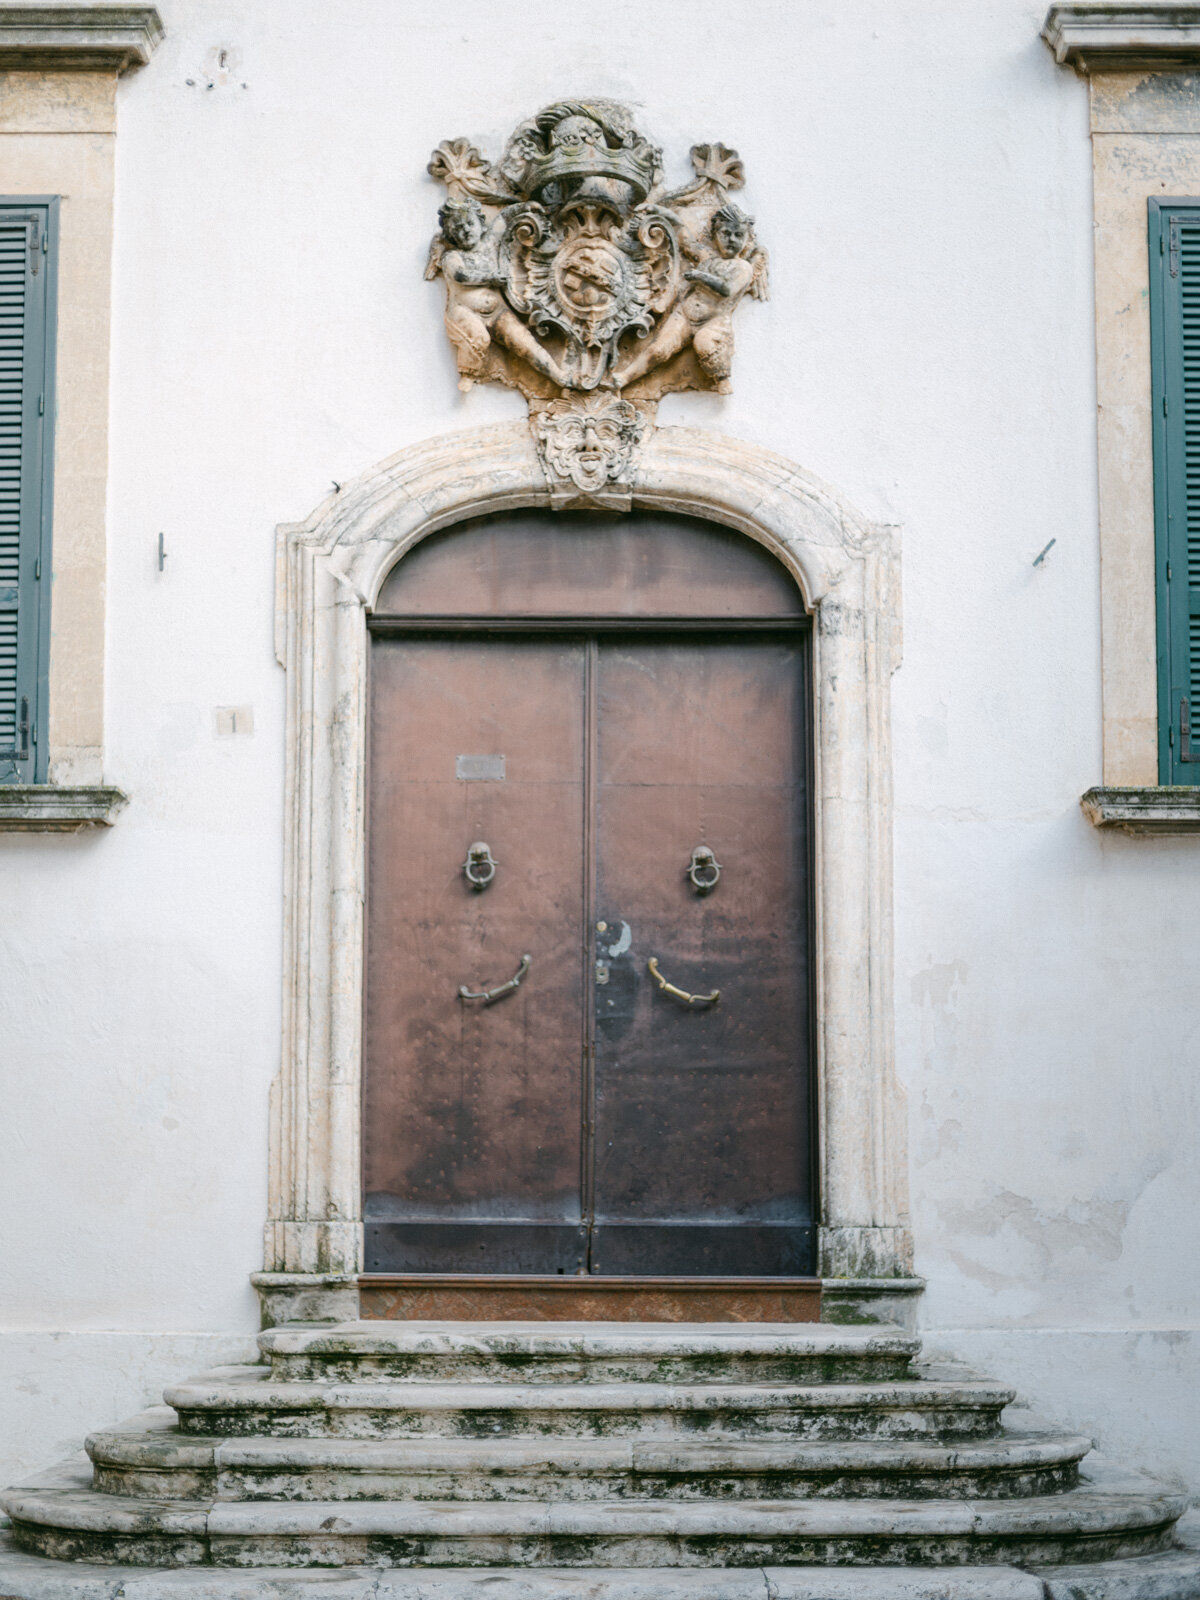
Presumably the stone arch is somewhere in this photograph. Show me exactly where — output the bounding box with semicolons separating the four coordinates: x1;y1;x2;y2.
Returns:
267;421;911;1284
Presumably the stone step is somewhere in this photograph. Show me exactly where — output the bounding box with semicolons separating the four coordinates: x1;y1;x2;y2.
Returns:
86;1409;1090;1502
257;1321;918;1386
4;1532;1200;1600
3;1463;1185;1570
0;1531;1070;1598
164;1365;1015;1442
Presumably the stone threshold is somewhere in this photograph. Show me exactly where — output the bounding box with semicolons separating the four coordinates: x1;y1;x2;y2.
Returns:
251;1273;927;1330
357;1275;823;1324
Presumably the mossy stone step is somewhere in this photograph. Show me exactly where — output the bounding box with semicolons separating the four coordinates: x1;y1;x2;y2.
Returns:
257;1322;920;1387
4;1462;1185;1570
85;1410;1090;1502
164;1365;1016;1443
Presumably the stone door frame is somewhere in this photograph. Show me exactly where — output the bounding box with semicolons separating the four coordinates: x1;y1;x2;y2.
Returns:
267;420;913;1283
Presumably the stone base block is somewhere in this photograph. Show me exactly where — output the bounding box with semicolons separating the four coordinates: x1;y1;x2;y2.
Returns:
250;1276;360;1330
821;1279;926;1332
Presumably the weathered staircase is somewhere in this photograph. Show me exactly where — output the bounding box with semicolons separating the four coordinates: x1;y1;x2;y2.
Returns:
1;1321;1197;1598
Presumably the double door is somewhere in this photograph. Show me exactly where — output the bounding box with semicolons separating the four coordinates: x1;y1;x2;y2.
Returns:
364;628;814;1276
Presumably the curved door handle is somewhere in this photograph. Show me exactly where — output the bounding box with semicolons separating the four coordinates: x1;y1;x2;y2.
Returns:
648;956;719;1007
459;954;531;1004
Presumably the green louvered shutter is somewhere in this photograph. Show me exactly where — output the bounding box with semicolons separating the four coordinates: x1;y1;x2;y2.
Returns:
1150;200;1200;784
0;202;53;784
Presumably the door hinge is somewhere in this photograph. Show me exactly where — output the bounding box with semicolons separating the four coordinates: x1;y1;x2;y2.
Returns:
1167;560;1173;581
37;393;44;416
1163;394;1169;417
33;557;39;580
1170;217;1181;277
17;696;29;759
1181;695;1198;762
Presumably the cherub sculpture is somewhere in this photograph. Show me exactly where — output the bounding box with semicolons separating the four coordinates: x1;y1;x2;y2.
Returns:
425;196;569;391
613;204;767;393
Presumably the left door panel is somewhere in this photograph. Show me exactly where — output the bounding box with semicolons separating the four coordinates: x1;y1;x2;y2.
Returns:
364;637;587;1272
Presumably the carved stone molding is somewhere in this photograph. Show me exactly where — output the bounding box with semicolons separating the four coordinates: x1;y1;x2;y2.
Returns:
0;5;164;71
268;423;910;1282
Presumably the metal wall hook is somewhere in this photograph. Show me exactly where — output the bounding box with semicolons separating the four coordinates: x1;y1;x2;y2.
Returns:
463;840;498;890
687;845;721;894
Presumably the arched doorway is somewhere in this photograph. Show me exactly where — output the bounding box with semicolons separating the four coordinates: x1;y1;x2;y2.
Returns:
265;421;910;1298
362;509;816;1277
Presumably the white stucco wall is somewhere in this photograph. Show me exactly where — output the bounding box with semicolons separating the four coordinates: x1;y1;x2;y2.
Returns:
1;0;1197;1492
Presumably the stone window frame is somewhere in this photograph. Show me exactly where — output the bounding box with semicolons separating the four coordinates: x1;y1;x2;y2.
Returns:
1044;3;1200;833
263;420;917;1305
0;5;162;832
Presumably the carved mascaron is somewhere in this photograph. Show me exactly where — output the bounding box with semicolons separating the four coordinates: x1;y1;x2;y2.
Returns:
426;100;768;408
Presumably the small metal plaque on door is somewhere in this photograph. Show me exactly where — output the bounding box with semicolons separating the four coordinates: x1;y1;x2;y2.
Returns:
456;754;505;780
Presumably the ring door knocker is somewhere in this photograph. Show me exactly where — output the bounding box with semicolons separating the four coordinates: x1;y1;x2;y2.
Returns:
463;840;497;891
459;954;532;1005
687;844;721;895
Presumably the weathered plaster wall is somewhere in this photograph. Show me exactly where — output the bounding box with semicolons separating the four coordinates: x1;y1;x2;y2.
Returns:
0;0;1197;1491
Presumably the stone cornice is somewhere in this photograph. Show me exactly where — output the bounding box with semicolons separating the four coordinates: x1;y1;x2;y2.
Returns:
0;4;163;72
1043;3;1200;72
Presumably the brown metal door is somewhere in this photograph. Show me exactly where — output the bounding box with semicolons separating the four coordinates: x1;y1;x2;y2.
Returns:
364;512;813;1278
590;637;813;1274
363;637;587;1272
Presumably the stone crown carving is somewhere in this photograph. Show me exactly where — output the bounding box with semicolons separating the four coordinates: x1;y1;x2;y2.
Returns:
425;100;768;407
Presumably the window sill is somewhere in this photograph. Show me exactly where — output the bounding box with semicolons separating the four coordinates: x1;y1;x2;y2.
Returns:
0;784;126;832
1081;785;1200;834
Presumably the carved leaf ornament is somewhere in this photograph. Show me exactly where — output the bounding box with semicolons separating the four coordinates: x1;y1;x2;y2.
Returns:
425;100;768;505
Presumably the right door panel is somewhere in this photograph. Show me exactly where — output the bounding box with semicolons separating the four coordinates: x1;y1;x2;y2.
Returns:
591;636;814;1275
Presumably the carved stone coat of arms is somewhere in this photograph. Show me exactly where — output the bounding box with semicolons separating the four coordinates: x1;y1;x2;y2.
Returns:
425;100;768;505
